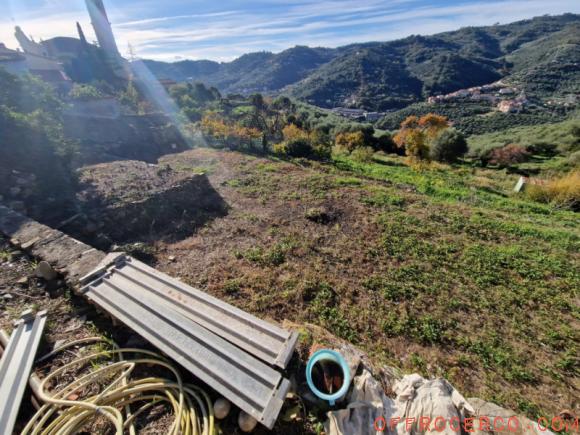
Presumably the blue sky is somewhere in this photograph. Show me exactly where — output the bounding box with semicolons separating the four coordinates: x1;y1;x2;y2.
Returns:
1;0;579;61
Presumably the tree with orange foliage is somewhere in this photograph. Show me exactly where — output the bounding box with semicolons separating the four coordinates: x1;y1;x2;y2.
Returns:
418;114;449;138
201;112;229;143
393;114;449;160
282;124;309;142
231;124;262;148
335;131;366;153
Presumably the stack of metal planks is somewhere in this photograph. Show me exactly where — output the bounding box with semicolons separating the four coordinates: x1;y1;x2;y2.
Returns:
80;255;298;429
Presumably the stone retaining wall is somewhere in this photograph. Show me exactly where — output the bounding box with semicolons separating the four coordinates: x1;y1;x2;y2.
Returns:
0;204;105;286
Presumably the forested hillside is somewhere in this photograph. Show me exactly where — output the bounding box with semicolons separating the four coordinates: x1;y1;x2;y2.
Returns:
143;46;338;94
143;14;579;110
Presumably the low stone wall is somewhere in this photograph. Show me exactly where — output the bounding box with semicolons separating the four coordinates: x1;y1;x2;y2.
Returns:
0;204;105;286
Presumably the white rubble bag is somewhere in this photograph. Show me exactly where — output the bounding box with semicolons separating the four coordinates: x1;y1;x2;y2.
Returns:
325;371;474;435
325;371;554;435
325;369;397;435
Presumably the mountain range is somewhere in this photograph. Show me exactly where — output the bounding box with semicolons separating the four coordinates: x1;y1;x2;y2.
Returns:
143;14;580;111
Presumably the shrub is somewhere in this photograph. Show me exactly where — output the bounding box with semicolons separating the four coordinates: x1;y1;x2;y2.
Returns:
486;144;530;167
282;123;309;141
430;128;468;162
526;171;580;211
312;143;332;160
272;142;287;155
283;138;314;158
333;123;375;146
68;84;103;101
335;131;366;152
526;141;558;157
374;132;397;153
404;129;430;160
568;150;580;168
351;146;374;163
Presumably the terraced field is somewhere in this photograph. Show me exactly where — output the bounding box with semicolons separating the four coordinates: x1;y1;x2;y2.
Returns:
130;147;580;420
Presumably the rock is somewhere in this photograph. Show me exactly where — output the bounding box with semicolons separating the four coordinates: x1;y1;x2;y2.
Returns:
168;255;176;262
16;276;29;286
3;294;13;300
15;177;28;186
337;343;364;377
238;412;258;432
10;250;24;259
35;261;57;281
213;398;231;419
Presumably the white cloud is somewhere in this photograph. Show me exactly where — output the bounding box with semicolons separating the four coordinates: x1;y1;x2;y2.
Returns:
117;11;240;28
0;12;93;50
1;0;578;60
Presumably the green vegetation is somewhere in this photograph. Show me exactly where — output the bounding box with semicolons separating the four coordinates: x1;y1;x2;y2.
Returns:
468;118;580;157
145;46;336;94
393;114;464;161
201;146;578;419
0;69;77;219
68;83;104;100
430;128;468;162
172;82;390;158
1;12;578;425
377;101;574;136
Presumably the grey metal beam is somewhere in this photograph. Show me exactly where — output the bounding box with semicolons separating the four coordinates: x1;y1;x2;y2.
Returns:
0;310;47;434
81;274;290;429
85;255;297;369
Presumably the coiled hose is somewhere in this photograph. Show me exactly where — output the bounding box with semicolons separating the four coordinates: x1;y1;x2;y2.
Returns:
23;337;216;435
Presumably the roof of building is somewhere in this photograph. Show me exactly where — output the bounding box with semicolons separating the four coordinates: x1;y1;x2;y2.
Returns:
0;43;25;62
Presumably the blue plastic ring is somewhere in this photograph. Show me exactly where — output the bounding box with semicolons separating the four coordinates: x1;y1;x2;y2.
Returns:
305;349;351;406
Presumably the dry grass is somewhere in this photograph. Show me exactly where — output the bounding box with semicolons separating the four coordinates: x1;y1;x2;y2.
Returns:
527;170;580;210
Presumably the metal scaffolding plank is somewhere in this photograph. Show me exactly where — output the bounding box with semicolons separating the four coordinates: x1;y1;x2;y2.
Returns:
81;274;290;429
0;310;47;435
86;255;297;368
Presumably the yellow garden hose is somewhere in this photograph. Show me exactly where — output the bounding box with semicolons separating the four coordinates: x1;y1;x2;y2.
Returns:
23;337;216;435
